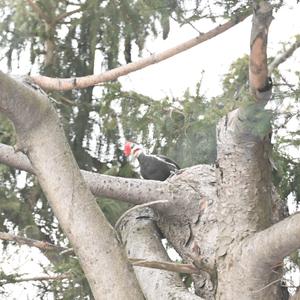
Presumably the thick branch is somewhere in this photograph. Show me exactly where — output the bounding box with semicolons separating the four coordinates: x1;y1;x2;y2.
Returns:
0;231;67;252
249;1;273;97
0;143;35;173
82;170;170;205
0;72;144;299
269;36;300;74
30;12;251;91
118;207;202;300
243;213;300;269
0;143;181;206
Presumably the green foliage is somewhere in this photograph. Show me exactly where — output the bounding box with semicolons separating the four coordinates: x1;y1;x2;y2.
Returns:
98;81;218;168
272;149;300;203
97;198;132;225
238;103;273;139
45;257;93;300
0;0;297;298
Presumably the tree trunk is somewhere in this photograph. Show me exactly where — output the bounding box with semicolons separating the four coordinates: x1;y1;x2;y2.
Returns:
215;105;282;299
0;72;144;300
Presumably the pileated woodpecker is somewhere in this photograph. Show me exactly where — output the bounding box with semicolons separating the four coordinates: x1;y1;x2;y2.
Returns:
124;142;180;181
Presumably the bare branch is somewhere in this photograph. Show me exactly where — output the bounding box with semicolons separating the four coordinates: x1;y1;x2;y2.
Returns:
53;94;76;106
4;273;71;284
0;143;35;173
249;1;273;97
0;143;178;206
0;230;201;276
251;278;282;295
30;12;251;91
129;258;200;274
269;36;300;74
0;231;67;252
119;207;203;300
54;7;82;24
243;213;300;268
0;230;202;275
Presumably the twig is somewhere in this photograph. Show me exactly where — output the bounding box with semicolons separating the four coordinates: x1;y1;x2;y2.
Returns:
3;273;71;284
30;12;251;91
170;15;203;35
269;37;300;75
129;258;200;274
54;94;76;106
0;231;68;252
54;7;82;24
59;248;75;255
251;278;282;294
278;73;297;93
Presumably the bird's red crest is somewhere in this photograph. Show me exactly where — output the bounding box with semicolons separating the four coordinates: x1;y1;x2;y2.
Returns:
124;142;132;156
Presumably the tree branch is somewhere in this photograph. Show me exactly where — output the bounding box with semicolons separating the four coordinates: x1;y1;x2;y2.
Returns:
0;143;34;173
0;230;205;276
0;231;67;252
268;36;300;74
243;213;300;269
129;258;200;275
26;0;52;24
2;273;71;284
0;72;144;299
249;1;273;97
118;207;203;300
0;142;189;206
30;12;251;91
54;7;82;24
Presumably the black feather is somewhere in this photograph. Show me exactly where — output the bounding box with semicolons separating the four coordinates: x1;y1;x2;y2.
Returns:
137;153;180;181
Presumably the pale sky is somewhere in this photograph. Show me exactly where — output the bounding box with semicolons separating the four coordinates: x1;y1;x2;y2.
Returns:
120;3;300;99
0;3;299;299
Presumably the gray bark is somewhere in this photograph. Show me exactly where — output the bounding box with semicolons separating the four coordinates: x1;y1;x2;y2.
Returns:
0;71;144;300
215;106;279;299
0;142;177;206
0;2;299;299
0;126;293;300
118;207;202;300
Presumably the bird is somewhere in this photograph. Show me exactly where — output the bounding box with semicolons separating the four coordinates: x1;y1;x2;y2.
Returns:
124;141;180;181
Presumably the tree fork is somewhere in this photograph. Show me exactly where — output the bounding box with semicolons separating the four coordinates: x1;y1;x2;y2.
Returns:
118;207;203;300
215;2;287;299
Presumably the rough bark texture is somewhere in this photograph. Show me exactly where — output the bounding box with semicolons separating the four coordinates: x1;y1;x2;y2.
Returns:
118;207;202;300
157;165;218;299
215;105;278;299
0;72;144;300
0;143;191;206
1;2;299;299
